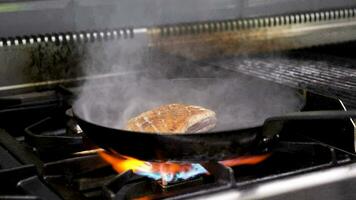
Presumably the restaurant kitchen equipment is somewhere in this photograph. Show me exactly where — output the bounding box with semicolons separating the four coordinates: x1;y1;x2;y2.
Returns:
1;0;356;199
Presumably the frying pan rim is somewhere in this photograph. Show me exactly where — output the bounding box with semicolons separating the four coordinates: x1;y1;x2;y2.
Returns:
72;108;265;136
72;77;305;136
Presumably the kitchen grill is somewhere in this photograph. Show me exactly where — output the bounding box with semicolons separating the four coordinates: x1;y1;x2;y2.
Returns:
0;0;356;199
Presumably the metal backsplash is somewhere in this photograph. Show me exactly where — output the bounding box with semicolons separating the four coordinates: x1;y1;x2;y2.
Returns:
1;1;356;96
1;0;356;38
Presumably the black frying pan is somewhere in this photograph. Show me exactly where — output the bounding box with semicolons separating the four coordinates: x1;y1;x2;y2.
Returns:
73;77;356;162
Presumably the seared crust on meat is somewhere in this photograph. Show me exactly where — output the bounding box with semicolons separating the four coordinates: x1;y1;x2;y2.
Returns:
125;103;216;134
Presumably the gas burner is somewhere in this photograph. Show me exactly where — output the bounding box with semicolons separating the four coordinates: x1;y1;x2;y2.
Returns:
95;150;273;199
102;164;232;200
98;151;209;186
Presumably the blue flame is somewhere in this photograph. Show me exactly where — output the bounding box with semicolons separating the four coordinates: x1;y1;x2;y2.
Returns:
135;164;207;182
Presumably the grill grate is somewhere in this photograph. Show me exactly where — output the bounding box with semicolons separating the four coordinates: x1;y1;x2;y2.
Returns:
209;52;356;109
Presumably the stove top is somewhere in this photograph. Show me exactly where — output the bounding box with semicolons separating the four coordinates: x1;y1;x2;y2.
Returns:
0;77;355;200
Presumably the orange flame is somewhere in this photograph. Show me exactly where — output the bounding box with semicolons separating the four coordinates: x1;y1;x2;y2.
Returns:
219;154;271;167
99;151;270;183
98;151;201;177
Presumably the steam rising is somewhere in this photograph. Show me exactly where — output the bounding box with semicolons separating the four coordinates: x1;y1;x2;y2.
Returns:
74;38;303;132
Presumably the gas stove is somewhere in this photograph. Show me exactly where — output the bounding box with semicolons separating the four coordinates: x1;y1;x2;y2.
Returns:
0;71;355;200
1;1;356;199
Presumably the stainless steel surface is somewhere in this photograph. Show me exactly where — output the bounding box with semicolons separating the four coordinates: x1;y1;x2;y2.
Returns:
0;71;139;92
1;7;356;90
1;7;356;48
1;0;356;38
150;12;356;59
196;162;356;200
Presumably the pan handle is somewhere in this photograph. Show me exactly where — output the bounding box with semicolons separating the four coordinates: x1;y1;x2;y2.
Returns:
262;110;356;139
